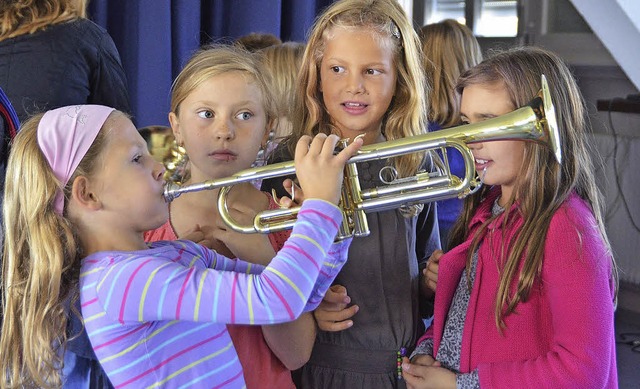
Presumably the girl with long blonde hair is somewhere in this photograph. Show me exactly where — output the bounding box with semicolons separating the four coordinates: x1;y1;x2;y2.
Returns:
261;0;441;387
0;104;362;388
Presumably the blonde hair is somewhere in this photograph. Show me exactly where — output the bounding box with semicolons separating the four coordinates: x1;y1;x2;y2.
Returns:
449;46;617;329
0;112;109;388
170;44;277;126
288;0;428;178
419;19;482;128
259;41;306;140
0;0;87;40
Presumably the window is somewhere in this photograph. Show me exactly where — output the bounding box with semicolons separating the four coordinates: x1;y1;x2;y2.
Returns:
475;0;518;37
419;0;519;37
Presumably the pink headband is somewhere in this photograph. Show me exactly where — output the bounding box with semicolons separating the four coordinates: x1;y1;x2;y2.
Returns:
37;105;115;215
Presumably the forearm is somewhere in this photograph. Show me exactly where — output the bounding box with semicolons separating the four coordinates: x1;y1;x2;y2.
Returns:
231;236;277;266
262;312;317;370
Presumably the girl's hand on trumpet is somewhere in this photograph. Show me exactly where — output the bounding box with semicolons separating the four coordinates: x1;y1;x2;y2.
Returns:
272;179;302;208
294;134;363;205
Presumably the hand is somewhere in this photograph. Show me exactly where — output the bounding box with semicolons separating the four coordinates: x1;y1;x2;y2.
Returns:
294;134;363;204
313;285;359;332
411;354;438;366
181;224;214;248
272;179;303;208
402;356;456;389
421;250;442;298
214;184;276;265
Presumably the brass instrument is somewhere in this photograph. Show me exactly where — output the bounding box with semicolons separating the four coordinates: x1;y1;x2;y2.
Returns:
164;75;560;240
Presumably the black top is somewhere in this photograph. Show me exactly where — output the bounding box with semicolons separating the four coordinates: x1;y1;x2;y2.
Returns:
0;18;130;123
0;19;129;389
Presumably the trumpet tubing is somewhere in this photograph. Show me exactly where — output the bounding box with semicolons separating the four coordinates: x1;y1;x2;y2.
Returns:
164;76;560;240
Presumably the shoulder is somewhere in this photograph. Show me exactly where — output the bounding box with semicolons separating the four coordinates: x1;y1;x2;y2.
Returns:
547;193;600;242
28;19;107;42
543;193;610;272
67;18;110;38
56;19;116;54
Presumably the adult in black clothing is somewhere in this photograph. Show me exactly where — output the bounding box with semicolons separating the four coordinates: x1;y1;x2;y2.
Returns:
0;2;129;388
0;0;130;123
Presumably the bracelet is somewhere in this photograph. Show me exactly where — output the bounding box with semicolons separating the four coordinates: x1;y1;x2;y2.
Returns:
397;347;407;380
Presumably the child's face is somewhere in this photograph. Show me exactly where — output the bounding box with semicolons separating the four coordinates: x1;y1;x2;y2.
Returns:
461;82;525;201
170;71;269;182
90;114;169;233
319;27;397;143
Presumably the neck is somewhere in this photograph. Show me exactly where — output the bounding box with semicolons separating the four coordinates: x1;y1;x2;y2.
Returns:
79;226;147;256
334;125;384;146
179;180;221;208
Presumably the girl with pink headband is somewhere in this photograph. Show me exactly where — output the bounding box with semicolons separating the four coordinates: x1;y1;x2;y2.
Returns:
0;104;363;388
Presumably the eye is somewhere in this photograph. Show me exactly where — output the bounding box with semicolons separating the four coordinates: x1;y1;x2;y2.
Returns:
197;110;214;119
460;116;470;125
330;66;345;74
365;69;382;75
236;111;253;120
132;154;142;163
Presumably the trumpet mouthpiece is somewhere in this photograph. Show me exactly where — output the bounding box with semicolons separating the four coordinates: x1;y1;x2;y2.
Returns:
163;182;182;203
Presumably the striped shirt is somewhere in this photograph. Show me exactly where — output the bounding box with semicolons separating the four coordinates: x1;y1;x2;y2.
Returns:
80;199;350;388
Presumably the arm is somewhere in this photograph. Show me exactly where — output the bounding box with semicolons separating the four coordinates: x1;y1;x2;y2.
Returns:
262;313;317;370
95;134;362;326
214;183;277;266
478;207;616;388
257;187;315;369
416;202;441;318
94;201;350;325
415;155;442;317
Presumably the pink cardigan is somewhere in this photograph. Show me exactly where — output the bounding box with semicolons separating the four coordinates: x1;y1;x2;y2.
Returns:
419;188;617;388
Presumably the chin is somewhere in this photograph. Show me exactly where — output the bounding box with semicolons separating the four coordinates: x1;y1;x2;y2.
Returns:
150;208;170;228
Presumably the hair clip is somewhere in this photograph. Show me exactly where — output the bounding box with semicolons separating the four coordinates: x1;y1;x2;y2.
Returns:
390;20;402;43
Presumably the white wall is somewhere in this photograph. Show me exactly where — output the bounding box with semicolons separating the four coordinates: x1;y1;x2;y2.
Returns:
570;0;640;90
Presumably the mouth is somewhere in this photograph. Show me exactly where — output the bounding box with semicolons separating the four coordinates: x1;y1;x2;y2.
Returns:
474;157;491;170
341;101;368;114
209;150;238;162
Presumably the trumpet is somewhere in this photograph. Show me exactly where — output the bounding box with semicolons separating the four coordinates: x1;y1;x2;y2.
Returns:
164;75;560;240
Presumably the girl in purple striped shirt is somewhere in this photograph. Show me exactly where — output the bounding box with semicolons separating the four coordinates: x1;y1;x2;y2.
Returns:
0;104;362;388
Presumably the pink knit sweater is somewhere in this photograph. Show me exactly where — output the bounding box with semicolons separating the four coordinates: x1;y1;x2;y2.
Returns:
418;188;617;388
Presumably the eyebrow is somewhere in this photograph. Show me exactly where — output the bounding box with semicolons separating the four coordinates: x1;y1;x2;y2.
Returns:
192;100;261;108
324;57;389;67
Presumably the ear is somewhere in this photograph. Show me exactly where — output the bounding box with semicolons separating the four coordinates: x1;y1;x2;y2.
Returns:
70;176;102;211
168;111;183;146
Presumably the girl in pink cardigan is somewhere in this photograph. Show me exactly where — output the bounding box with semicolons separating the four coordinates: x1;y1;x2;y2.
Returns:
403;46;618;388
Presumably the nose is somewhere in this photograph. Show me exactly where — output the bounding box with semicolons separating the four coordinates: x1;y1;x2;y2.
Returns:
214;118;235;141
468;142;483;151
347;73;365;95
153;159;166;181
